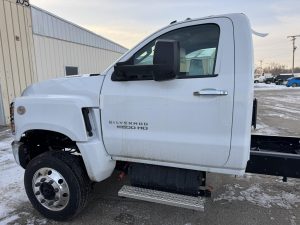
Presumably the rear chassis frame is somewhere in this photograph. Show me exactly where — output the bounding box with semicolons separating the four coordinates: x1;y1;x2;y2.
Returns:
247;135;300;180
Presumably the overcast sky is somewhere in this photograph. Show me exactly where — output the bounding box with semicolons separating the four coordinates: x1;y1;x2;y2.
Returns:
31;0;300;68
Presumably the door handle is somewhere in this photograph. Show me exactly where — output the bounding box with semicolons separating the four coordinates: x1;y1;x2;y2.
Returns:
193;89;228;96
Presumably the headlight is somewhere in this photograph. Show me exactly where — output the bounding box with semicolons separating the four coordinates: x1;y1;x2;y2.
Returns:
10;102;15;134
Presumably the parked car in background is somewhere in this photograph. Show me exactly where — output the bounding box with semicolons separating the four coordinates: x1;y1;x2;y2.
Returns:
274;74;294;85
264;76;275;84
254;74;264;83
254;73;272;83
286;77;300;87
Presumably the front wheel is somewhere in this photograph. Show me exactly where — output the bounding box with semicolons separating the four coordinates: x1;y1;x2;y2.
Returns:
24;151;91;221
292;83;298;87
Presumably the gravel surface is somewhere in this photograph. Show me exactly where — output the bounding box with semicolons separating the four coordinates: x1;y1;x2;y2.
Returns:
0;87;299;225
254;88;300;137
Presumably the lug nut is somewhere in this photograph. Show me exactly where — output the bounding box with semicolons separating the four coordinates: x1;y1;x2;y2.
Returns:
35;191;40;195
41;199;46;203
54;188;59;193
48;201;54;206
35;182;41;187
54;197;59;202
40;178;46;182
48;180;54;185
62;193;68;197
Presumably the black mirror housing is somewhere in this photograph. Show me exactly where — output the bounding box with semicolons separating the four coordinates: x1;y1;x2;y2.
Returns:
111;39;180;82
153;39;180;81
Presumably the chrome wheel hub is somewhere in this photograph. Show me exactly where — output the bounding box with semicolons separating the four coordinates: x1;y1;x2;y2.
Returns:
32;167;70;211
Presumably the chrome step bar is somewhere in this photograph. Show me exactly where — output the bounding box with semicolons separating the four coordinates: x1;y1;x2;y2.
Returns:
118;185;205;211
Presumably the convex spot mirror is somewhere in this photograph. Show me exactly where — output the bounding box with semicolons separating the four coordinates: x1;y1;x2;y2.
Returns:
112;39;180;81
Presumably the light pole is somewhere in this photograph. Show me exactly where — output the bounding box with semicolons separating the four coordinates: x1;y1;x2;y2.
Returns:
287;35;300;75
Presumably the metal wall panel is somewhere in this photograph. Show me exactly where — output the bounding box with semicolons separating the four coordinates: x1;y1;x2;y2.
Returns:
31;6;127;54
33;35;121;80
11;4;26;92
18;5;33;86
0;1;127;125
0;83;5;125
26;6;38;83
0;0;35;125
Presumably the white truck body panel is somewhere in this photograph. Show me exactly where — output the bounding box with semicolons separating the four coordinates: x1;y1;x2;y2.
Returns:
14;76;103;141
101;14;253;175
13;76;115;182
12;13;254;181
224;14;253;172
101;18;235;169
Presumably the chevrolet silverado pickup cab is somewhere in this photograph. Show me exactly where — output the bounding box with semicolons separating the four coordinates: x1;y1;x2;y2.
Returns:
10;13;300;220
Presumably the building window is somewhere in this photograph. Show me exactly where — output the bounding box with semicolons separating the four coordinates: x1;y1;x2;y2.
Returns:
65;66;78;76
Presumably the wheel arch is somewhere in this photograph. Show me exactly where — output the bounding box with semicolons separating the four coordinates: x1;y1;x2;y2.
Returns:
18;129;115;182
14;119;88;143
19;129;81;168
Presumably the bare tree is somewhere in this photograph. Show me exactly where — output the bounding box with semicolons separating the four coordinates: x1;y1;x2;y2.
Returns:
254;62;300;75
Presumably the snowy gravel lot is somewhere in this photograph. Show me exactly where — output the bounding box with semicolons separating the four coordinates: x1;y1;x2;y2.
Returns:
253;84;300;137
0;86;299;225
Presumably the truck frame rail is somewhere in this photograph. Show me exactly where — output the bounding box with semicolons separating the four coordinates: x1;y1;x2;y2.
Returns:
246;135;300;180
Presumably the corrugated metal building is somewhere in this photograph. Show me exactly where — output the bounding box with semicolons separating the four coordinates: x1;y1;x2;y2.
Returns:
0;0;127;125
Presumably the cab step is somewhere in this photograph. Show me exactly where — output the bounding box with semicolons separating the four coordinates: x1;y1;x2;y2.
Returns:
118;185;205;211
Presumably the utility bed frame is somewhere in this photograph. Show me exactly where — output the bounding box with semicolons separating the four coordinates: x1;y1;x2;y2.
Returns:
247;135;300;180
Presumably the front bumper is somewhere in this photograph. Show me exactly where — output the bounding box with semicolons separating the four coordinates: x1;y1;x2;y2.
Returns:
11;141;21;165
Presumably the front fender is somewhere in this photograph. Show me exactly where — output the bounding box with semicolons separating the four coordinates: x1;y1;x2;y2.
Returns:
13;97;116;182
77;139;116;182
14;95;94;142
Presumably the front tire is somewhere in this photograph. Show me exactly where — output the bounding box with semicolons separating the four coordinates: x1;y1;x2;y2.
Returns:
292;83;298;87
24;151;91;221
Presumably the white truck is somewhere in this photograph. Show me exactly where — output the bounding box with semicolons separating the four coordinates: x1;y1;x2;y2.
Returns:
254;74;266;83
10;13;300;220
254;73;272;83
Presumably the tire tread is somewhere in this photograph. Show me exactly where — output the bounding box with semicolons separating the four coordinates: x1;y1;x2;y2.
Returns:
24;151;91;220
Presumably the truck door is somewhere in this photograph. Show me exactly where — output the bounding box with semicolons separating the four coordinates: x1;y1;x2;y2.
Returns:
101;18;235;168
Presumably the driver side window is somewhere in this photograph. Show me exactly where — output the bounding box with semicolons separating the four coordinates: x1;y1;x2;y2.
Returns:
134;45;155;65
133;24;220;78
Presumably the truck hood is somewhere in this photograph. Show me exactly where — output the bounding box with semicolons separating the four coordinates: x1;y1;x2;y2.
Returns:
22;75;104;106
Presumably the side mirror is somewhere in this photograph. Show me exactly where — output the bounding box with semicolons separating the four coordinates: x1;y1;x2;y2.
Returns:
153;39;180;81
112;39;180;81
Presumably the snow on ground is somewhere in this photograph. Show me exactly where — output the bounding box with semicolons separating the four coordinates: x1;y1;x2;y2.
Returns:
254;83;287;90
214;181;300;209
252;123;281;136
0;134;26;222
254;83;292;90
265;95;300;105
253;88;300;137
0;130;48;225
